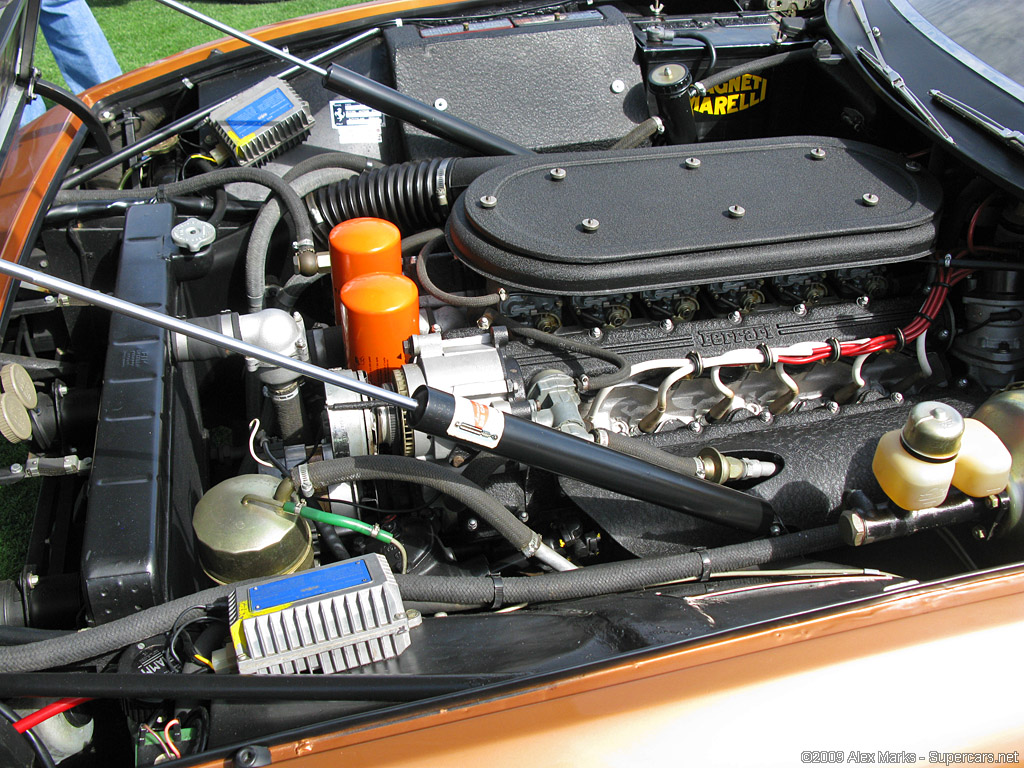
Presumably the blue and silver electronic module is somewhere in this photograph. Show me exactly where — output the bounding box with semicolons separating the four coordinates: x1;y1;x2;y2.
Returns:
228;554;421;675
209;77;314;166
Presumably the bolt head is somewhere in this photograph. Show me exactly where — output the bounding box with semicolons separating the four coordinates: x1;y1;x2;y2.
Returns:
684;157;701;169
871;26;881;37
768;523;782;536
689;420;703;434
906;160;922;172
429;323;442;334
433;97;448;111
465;518;479;532
610;79;626;94
957;377;970;389
476;316;491;330
55;383;68;397
826;400;840;414
660;318;674;332
549;167;567;181
728;310;743;324
937;329;950;341
589;326;604;340
862;193;880;207
759;410;773;424
99;110;114;122
972;525;987;541
793;303;808;317
727;205;746;218
38;260;48;269
43;295;55;304
810;147;827;160
856;295;870;308
479;195;497;208
581;218;600;232
26;573;39;588
10;463;22;473
890;392;905;404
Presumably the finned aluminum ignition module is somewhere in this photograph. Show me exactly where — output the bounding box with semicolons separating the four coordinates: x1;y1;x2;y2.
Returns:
228;554;421;675
209;77;314;166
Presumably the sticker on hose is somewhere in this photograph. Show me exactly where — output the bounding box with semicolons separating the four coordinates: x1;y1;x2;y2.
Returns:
447;396;505;449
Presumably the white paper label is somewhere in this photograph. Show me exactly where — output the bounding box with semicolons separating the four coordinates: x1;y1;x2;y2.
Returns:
330;99;383;145
447;396;505;449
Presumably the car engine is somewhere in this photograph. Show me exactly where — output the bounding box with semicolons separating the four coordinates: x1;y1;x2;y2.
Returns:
1;0;1023;759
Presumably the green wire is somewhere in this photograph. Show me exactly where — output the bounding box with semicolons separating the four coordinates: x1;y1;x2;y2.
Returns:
288;503;408;573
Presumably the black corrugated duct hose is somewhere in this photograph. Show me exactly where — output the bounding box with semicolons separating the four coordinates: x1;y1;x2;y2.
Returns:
0;525;842;670
306;155;510;241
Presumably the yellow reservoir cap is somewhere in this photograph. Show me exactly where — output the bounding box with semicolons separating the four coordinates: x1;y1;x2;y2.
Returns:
951;418;1011;498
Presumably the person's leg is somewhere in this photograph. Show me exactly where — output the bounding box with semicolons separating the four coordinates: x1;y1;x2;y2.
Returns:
21;0;120;125
37;0;121;94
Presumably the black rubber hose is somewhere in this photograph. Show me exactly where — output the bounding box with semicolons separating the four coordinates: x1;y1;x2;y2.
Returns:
0;526;841;670
295;456;537;552
53;167;313;247
0;627;72;646
593;429;702;478
698;47;816;92
0;700;57;768
672;32;717;80
416;237;502;308
282;151;384;182
207;188;228;229
611;117;664;150
397;526;844;607
315;520;352;562
499;318;630;391
401;228;444;257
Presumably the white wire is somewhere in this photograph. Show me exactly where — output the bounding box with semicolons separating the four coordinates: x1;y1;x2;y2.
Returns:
851;354;870;387
916;328;933;377
248;418;275;469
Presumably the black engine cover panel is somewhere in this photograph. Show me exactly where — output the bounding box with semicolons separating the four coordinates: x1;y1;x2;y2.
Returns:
447;136;943;295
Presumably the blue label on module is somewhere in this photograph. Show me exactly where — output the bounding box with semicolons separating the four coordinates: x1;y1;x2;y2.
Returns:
248;559;372;612
226;87;294;139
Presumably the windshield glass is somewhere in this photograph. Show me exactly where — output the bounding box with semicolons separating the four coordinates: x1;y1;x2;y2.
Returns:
895;0;1024;92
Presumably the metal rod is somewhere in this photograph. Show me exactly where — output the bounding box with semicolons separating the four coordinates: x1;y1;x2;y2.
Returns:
62;28;381;189
0;259;418;411
156;0;329;77
157;0;532;156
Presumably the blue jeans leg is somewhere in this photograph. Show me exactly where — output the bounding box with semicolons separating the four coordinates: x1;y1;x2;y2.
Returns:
21;0;121;124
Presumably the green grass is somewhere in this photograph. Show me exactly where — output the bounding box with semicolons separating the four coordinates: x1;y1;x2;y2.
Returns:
34;0;366;89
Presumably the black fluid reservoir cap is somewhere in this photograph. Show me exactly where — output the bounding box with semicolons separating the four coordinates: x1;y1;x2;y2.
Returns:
647;62;693;97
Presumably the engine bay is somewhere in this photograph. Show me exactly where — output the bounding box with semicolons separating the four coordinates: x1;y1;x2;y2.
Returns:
2;0;1024;761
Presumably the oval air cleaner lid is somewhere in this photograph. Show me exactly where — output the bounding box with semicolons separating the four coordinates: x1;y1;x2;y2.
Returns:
446;136;942;296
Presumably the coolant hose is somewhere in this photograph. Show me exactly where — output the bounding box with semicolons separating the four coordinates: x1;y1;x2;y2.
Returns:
52;167;313;250
0;526;840;670
246;167;355;313
397;525;844;607
281;151;384;182
592;428;703;478
292;455;573;569
314;520;352;562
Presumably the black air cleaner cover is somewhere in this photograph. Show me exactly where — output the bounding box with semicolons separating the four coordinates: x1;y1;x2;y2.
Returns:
446;136;942;295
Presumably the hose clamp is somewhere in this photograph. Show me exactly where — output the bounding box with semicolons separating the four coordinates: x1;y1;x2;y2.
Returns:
297;464;314;497
434;158;452;214
292;238;315;256
521;532;542;558
693;547;712;582
489;574;505;610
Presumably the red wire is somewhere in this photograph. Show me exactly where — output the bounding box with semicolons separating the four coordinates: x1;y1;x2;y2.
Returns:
12;697;91;733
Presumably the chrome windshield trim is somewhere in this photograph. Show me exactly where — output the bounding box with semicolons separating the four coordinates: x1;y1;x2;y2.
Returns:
888;0;1024;104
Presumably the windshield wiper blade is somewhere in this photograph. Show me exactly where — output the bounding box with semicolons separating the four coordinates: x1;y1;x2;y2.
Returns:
856;46;955;144
930;89;1024;158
